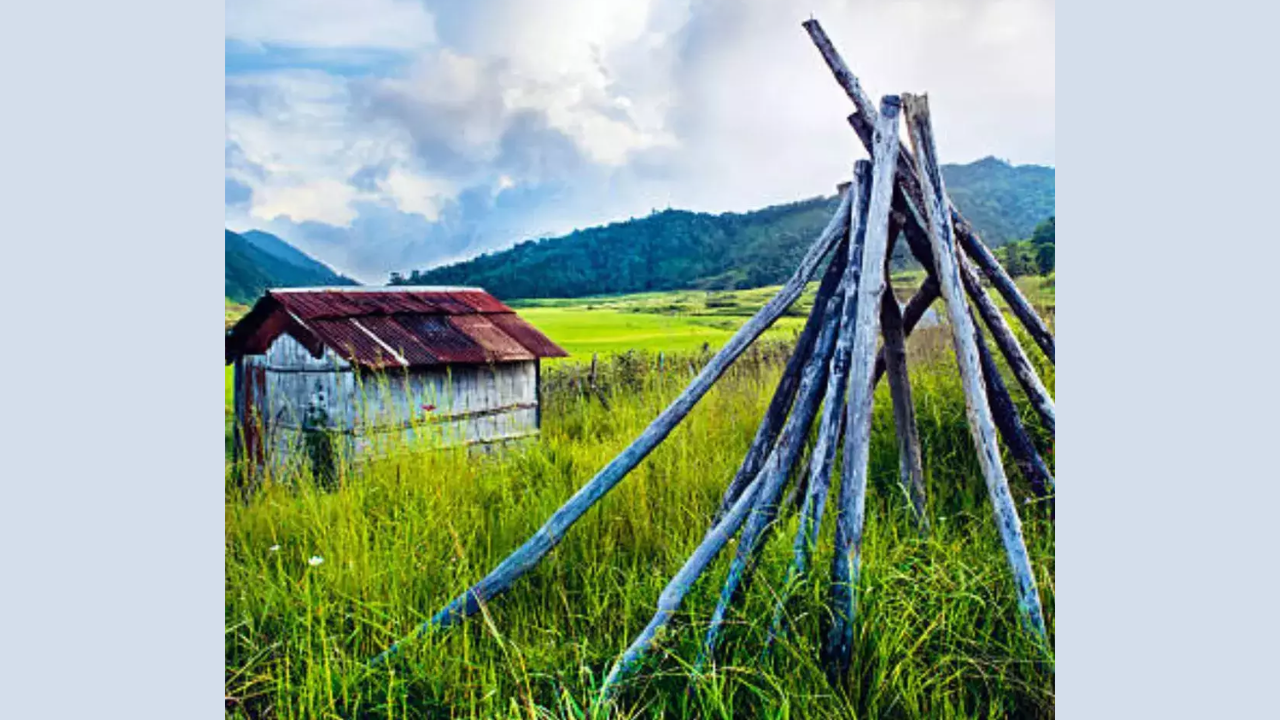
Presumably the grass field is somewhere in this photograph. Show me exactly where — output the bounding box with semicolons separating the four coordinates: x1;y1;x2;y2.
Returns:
225;276;1056;718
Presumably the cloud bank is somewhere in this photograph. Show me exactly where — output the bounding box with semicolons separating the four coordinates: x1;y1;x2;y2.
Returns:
225;0;1054;283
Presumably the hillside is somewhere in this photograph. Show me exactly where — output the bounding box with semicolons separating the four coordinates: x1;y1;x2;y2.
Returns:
393;157;1053;299
941;157;1055;245
225;229;356;303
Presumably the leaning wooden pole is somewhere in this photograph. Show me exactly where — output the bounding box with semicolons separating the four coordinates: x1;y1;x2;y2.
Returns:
372;188;856;664
871;276;940;385
696;259;849;670
958;254;1056;434
712;225;852;522
822;96;902;681
804;17;1054;365
954;212;1055;363
848;108;1056;461
902;92;1046;637
601;257;851;698
865;156;1055;498
880;270;929;531
764;164;874;651
871;272;1055;499
975;320;1055;496
698;163;870;670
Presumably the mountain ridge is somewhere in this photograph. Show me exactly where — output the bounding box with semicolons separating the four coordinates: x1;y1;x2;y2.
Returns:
392;157;1053;299
225;229;357;303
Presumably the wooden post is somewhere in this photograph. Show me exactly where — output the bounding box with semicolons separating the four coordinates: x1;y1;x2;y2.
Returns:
823;96;903;681
371;183;858;665
871;276;940;385
804;17;1054;364
975;320;1055;497
589;353;611;411
902;92;1046;637
764;162;873;649
600;261;851;698
954;212;1055;362
958;254;1055;434
880;272;929;531
697;246;851;669
712;232;851;522
232;357;244;466
849;107;1055;438
698;163;869;670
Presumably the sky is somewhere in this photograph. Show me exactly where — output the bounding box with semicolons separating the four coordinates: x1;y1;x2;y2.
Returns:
225;0;1054;284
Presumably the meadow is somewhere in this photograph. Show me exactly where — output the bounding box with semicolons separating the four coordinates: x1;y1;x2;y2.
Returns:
225;275;1056;718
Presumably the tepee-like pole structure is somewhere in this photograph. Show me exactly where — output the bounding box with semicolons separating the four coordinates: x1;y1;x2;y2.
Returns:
370;17;1056;704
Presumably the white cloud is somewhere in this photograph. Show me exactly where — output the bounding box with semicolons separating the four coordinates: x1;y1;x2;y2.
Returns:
226;0;436;50
226;0;1054;281
252;179;360;226
377;168;454;221
226;70;457;228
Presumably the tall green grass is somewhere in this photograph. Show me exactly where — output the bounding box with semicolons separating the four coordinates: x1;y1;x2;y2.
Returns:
226;326;1054;719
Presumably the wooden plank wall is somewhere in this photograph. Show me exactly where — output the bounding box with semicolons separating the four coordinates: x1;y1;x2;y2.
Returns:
237;333;541;476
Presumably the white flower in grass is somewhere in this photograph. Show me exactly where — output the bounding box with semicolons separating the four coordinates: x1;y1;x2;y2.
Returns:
269;545;280;552
309;556;325;567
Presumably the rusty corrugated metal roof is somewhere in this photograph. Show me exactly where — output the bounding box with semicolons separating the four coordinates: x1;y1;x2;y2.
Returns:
226;287;568;368
448;315;537;362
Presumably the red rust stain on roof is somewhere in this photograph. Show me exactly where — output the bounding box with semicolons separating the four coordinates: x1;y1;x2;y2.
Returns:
226;288;566;368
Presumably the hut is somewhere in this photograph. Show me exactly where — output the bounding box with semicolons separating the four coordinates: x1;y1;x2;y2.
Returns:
225;287;569;480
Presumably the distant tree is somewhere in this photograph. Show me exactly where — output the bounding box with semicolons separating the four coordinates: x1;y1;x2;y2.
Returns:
998;241;1038;278
1035;242;1055;275
1030;216;1055;246
1029;216;1055;274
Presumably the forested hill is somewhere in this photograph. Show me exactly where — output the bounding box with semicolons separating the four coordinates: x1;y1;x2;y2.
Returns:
226;229;357;303
393;157;1053;299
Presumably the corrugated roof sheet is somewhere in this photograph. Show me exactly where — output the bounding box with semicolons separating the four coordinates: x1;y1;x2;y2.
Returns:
226;287;568;368
449;315;537;362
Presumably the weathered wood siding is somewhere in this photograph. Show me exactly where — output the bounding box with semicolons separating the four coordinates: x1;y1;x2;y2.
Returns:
236;332;541;475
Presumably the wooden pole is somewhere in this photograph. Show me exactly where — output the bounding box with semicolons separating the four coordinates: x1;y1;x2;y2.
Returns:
954;213;1055;362
822;96;903;681
763;161;873;650
975;320;1055;497
854;113;1055;498
880;271;929;531
712;230;851;522
600;261;849;698
849;107;1055;439
698;162;870;670
902;92;1046;637
370;182;858;665
804;17;1054;364
958;254;1055;434
697;249;850;669
872;272;1055;499
871;276;940;385
590;353;612;411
